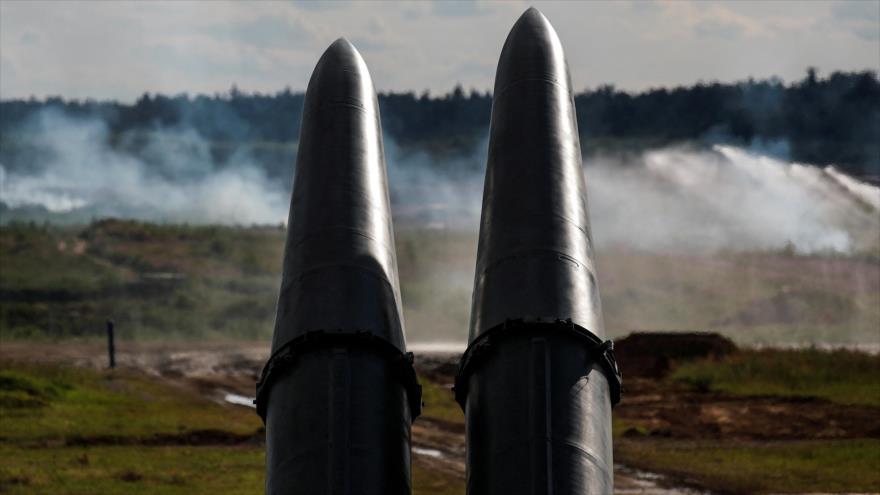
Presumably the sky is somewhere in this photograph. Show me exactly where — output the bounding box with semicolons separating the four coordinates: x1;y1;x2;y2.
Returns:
1;0;878;101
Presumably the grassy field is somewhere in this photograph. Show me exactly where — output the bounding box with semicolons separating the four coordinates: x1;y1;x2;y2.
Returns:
0;444;455;495
418;376;463;424
0;360;461;495
672;348;880;407
611;348;880;493
615;438;880;494
0;444;264;495
0;221;283;340
0;360;262;494
1;220;878;346
3;353;878;494
0;363;262;441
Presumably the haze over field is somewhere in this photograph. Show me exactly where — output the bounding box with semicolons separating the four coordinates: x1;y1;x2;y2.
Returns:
2;109;878;255
1;2;878;349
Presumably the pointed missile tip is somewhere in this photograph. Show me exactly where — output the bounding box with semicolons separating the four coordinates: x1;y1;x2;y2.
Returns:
495;5;568;93
328;37;357;54
522;6;545;20
510;6;555;39
307;36;374;105
320;36;363;65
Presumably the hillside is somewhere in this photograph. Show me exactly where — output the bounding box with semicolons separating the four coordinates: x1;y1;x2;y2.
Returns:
1;220;877;346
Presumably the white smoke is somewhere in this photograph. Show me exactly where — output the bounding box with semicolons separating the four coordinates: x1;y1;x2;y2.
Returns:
1;110;877;255
384;137;486;231
585;145;879;254
824;165;880;210
0;109;288;224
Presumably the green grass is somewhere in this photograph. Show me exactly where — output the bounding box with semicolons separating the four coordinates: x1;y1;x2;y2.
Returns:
0;361;265;494
0;362;262;442
412;464;463;495
595;250;880;346
0;224;129;293
3;360;879;494
0;221;283;340
418;375;463;424
0;445;264;495
0;445;460;495
671;349;880;406
0;361;464;494
2;221;879;345
615;438;880;494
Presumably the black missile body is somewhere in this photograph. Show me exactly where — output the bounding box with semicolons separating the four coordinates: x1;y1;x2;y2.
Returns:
455;9;621;494
256;38;420;495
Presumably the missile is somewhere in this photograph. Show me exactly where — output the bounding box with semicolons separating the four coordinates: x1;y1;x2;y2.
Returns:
455;8;622;494
256;38;420;495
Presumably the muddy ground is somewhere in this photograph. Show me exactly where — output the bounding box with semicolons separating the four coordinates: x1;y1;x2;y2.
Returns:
1;341;876;494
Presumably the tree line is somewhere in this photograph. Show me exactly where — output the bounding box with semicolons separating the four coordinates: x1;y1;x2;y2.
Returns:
1;69;877;176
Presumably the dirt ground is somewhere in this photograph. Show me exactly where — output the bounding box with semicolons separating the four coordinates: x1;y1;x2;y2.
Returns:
2;341;876;494
617;377;879;441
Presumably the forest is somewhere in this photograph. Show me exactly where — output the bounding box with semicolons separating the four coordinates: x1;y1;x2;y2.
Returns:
1;69;878;176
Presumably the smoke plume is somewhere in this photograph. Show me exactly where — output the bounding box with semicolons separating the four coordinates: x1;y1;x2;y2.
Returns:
1;110;878;255
0;109;288;224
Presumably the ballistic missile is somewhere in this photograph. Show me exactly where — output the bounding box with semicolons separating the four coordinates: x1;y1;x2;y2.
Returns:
455;8;622;494
256;38;420;495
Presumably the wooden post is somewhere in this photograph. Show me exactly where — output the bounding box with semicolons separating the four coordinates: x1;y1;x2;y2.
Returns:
106;320;115;369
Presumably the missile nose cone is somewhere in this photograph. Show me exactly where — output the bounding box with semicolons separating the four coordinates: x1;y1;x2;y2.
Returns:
261;37;419;495
469;8;603;340
306;37;377;116
495;7;571;96
272;36;405;354
317;37;363;74
331;36;355;51
458;9;615;493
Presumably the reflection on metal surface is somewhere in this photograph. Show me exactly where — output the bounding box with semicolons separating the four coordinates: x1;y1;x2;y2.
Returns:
457;8;616;494
259;38;418;495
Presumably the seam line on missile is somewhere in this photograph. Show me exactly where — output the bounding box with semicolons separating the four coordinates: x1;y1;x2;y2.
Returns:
482;210;590;238
477;247;594;274
558;439;613;478
283;261;398;289
289;226;396;259
495;76;571;100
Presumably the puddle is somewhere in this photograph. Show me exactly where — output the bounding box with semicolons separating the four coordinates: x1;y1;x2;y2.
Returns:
615;464;711;495
412;446;446;459
223;392;256;408
408;342;467;354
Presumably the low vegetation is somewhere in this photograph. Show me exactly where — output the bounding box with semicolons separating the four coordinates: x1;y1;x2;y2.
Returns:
2;221;878;346
417;376;463;424
0;361;263;494
0;361;461;495
0;220;283;340
2;351;879;494
0;445;264;495
672;348;880;407
0;361;262;443
615;438;880;494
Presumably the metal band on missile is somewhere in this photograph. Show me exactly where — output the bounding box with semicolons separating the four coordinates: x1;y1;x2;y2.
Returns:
256;38;421;495
455;8;622;494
